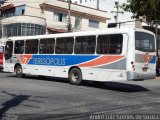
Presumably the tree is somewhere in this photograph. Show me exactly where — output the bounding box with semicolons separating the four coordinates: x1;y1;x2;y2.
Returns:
123;0;160;25
123;0;160;51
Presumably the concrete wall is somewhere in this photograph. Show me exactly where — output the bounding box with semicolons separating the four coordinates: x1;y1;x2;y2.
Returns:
43;0;108;31
25;6;44;19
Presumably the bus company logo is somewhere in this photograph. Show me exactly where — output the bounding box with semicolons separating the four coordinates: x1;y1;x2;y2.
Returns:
142;54;152;63
19;55;32;64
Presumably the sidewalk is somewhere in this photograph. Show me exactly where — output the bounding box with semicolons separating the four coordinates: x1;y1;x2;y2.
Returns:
156;76;160;80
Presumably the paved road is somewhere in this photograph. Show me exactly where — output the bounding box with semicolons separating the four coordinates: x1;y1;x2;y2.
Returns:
0;71;160;120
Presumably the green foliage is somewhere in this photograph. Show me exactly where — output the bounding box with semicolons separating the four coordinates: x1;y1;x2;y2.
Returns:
123;0;160;24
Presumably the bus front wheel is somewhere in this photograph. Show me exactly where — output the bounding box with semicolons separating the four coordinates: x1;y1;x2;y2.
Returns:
69;68;82;85
15;65;25;78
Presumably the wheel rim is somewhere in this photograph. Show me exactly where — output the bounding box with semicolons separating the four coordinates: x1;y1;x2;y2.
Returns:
16;67;22;75
71;72;79;82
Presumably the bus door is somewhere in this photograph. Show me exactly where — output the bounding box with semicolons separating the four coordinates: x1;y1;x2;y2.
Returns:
135;31;156;75
5;41;13;62
4;41;14;71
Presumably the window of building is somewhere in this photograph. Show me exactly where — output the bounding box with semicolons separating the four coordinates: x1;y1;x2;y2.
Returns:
15;5;25;15
54;12;67;23
74;36;96;54
2;5;25;19
2;8;15;18
14;40;24;54
39;38;55;54
55;37;74;54
89;19;99;28
97;34;123;54
25;39;38;54
0;23;46;38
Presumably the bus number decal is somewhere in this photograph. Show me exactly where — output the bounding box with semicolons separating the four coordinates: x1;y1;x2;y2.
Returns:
19;55;32;64
142;54;153;64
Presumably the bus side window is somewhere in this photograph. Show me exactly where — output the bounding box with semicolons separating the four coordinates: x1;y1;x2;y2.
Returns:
14;40;24;54
25;39;38;54
55;37;74;54
97;34;123;54
39;38;55;54
74;36;96;54
20;46;24;53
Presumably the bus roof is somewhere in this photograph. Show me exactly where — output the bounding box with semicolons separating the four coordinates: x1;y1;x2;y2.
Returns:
8;28;155;41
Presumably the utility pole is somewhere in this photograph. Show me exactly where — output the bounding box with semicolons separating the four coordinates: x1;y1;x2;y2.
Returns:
155;21;159;55
111;1;124;28
97;0;99;10
0;1;4;39
67;0;72;32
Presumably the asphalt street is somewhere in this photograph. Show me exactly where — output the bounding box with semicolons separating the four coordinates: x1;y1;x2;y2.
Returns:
0;71;160;120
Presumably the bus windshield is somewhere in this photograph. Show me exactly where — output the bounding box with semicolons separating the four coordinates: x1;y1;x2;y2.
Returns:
135;31;155;52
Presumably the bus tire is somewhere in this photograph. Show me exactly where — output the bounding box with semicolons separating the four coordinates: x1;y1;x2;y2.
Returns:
15;65;25;78
69;68;82;85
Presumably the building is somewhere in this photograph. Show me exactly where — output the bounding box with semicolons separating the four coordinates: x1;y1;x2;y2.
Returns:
40;0;108;32
0;0;46;44
71;0;143;28
0;0;109;44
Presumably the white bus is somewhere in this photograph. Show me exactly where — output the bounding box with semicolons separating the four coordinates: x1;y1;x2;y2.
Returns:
3;28;156;85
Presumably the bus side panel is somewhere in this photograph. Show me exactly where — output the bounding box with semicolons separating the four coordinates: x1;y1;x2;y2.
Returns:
22;65;69;78
80;56;127;81
81;68;127;81
3;63;15;73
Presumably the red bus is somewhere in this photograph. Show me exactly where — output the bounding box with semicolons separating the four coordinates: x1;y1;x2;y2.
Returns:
0;45;4;69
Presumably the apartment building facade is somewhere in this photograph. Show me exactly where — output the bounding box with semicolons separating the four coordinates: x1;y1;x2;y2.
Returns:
71;0;144;28
0;0;109;44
